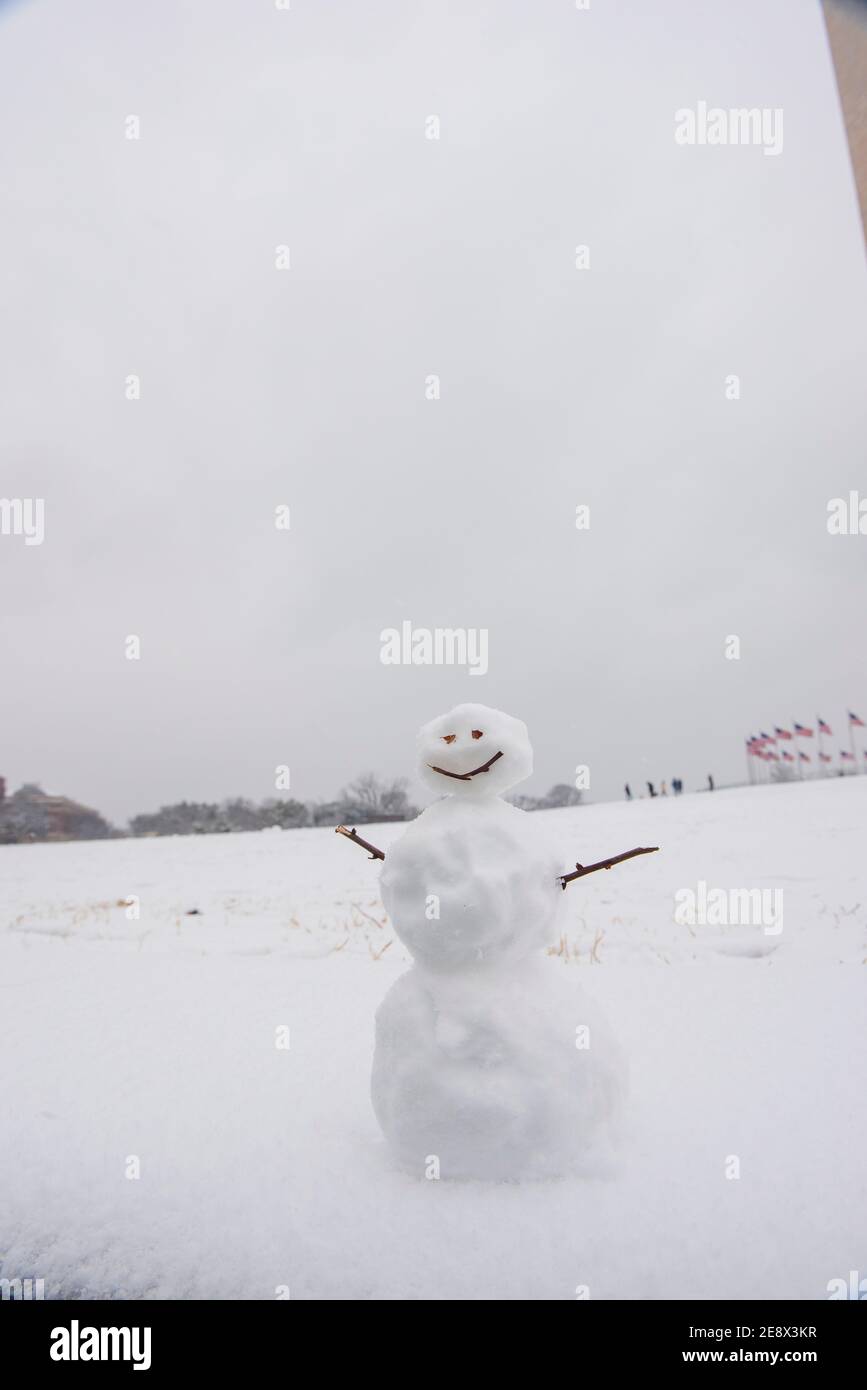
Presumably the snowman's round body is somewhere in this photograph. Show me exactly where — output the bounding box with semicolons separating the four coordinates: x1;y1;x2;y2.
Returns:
380;796;561;971
372;953;625;1180
370;704;626;1180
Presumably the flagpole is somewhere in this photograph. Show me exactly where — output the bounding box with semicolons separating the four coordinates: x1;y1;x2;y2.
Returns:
850;715;857;775
817;720;823;779
793;722;802;780
765;735;774;783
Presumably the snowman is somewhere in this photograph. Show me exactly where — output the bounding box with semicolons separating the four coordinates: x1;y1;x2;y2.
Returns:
337;703;657;1180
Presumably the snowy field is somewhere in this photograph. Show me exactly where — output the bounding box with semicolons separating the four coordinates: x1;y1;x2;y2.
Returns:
1;777;865;1299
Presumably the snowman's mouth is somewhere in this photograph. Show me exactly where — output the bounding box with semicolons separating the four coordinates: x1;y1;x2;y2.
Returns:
428;749;504;781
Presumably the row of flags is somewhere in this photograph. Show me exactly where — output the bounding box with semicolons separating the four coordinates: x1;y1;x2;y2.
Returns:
747;712;864;767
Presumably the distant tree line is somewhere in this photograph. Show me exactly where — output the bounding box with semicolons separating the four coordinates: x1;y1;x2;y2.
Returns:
128;775;583;837
128;774;419;837
0;773;584;844
129;797;310;837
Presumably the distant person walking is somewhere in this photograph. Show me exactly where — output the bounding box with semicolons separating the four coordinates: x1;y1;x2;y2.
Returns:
707;774;715;792
660;781;668;796
624;784;632;801
647;781;657;798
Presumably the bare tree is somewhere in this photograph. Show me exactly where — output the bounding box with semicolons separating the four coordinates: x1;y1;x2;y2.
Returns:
338;773;416;823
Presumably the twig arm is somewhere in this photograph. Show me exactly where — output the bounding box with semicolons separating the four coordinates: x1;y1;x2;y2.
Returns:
336;825;386;861
559;845;658;890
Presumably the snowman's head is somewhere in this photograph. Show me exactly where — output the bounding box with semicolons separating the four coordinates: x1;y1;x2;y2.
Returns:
416;703;533;800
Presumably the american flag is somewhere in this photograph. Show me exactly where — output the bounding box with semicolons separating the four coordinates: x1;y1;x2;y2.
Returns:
817;717;832;735
841;750;854;761
774;726;793;740
781;750;794;762
819;753;832;763
850;711;865;728
760;731;775;744
793;722;813;737
799;752;810;762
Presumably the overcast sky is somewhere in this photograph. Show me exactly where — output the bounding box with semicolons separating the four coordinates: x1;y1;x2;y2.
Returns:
0;0;865;823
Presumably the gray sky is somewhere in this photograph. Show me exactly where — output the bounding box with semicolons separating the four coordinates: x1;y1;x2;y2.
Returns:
0;0;865;823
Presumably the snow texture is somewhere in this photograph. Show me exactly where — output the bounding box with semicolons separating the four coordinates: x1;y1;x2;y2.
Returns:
0;775;865;1298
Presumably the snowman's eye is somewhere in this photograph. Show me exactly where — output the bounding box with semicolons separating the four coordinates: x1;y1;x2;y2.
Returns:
471;729;484;740
442;734;456;744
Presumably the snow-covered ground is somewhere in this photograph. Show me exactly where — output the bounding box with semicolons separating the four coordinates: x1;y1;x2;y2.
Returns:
1;777;865;1299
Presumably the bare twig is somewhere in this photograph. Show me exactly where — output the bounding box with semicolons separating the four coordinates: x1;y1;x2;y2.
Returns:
427;750;504;781
336;825;386;861
559;845;659;890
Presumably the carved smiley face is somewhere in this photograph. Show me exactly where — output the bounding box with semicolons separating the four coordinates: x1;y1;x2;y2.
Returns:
416;703;533;799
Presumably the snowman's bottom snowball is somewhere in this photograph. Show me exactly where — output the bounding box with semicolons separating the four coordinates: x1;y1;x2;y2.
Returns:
371;960;626;1180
